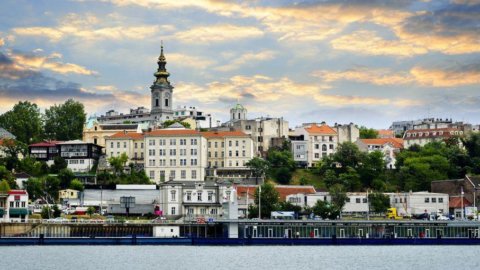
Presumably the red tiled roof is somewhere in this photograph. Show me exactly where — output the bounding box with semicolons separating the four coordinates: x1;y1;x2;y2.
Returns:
449;197;472;208
305;124;337;135
236;185;316;202
29;141;62;147
201;131;248;138
108;132;144;140
8;190;27;195
377;129;394;138
360;138;404;149
146;129;200;136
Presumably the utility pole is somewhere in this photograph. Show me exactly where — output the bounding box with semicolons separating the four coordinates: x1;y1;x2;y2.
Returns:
258;185;261;219
461;186;465;220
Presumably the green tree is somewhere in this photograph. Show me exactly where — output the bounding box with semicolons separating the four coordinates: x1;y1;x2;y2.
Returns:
368;192;390;213
358;151;386;188
24;177;44;201
329;184;348;216
278;201;302;213
50;156;68;174
333;142;366;170
52;204;62;218
312;200;338;220
58;168;75;189
299;176;309;186
359;126;379;139
0;101;43;144
86;206;96;217
463;133;480;158
43;175;61;202
69;179;84;191
253;182;280;219
43;99;86;140
246;157;269;182
0;165;17;189
162;120;191;129
0;138;27;170
41;206;52;219
17;157;49;177
108;153;129;175
266;149;296;184
338;167;362;191
0;179;11;193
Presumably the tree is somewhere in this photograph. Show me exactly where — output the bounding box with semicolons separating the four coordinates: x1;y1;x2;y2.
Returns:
254;182;280;219
50;156;67;174
43;175;61;202
86;206;96;217
359;126;379;139
278;201;302;213
17;157;49;177
0;101;43;144
0;138;27;170
108;153;129;175
368;192;390;213
0;165;17;189
58;168;75;189
463;133;480;158
329;184;348;216
41;206;52;219
44;99;86;140
266;149;296;184
52;204;62;218
312;200;338;220
333;142;366;170
338;167;362;191
0;179;11;193
162;120;191;129
246;157;269;182
358;151;386;188
69;179;84;191
24;178;44;201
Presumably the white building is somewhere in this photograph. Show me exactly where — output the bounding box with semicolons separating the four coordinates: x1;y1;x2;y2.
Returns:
0;190;29;222
159;181;235;219
105;132;145;167
403;128;463;148
291;123;338;167
202;131;254;180
356;138;404;169
174;105;220;129
388;192;449;216
144;125;207;183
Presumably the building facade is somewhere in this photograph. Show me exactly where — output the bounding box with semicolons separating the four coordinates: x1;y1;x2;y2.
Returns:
144;126;207;183
403;128;463;148
105;132;145;167
291;123;338;167
356;138;404;169
0;190;29;222
83;116;145;148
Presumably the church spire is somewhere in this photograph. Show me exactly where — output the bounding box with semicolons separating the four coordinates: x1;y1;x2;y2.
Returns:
154;41;170;85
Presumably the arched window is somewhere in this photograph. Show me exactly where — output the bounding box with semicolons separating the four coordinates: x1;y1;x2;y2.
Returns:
165;98;169;107
155;99;159;107
238;113;241;119
322;144;327;151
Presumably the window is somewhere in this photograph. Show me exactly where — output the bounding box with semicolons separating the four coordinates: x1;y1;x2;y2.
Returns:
110;142;114;148
191;139;197;145
226;191;231;201
210;209;217;215
314;153;319;158
439;198;443;203
10;201;14;207
171;190;176;201
356;198;361;203
165;98;169;107
117;142;120;148
235;141;239;147
149;139;155;146
181;170;186;179
242;150;245;157
170;149;176;156
170;170;176;179
362;198;367;203
191;149;197;155
149;170;155;179
180;139;186;145
21;201;26;207
191;159;197;166
123;142;127;148
135;143;138;149
169;159;176;166
315;144;319;149
200;208;206;215
425;198;430;203
246;125;251;130
197;192;202;201
171;207;176;215
432;198;437;203
229;141;232;147
192;170;197;179
170;139;176;145
149;159;155;166
235;150;239;157
322;145;327;151
214;142;218;148
208;192;213;201
208;142;211;147
329;144;334;150
180;149;186;156
186;192;192;201
229;151;232;157
160;171;165;181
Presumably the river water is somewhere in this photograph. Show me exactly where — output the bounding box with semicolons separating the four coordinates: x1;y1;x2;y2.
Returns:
2;245;479;269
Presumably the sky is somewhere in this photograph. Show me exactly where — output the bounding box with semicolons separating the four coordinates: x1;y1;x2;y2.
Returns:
0;0;479;129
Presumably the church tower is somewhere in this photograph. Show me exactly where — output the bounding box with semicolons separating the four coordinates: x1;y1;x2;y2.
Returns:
150;43;174;123
230;103;247;122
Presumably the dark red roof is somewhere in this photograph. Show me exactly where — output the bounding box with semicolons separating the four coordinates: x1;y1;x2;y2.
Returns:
29;141;62;147
449;197;472;208
8;190;27;195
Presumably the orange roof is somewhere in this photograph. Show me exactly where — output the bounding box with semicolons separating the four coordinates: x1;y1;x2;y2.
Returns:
449;197;472;208
201;131;248;138
236;185;316;202
305;124;337;135
146;129;200;136
108;132;144;140
360;138;404;149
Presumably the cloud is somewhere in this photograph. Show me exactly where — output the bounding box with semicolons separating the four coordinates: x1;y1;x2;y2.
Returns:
167;53;216;70
411;64;480;87
174;24;264;43
331;30;428;56
215;50;276;72
12;13;167;42
0;38;4;47
9;52;98;75
312;67;414;85
313;94;421;108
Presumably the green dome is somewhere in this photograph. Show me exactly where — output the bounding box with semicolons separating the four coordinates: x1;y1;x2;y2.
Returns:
232;103;246;110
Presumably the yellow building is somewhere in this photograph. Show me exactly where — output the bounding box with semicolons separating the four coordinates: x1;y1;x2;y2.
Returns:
82;120;144;150
59;189;79;200
105;132;145;167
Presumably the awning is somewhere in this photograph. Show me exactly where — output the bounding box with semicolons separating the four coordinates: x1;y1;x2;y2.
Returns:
9;208;28;216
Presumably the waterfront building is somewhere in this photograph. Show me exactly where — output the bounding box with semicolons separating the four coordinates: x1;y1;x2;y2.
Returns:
290;123;338;167
105;131;145;168
144;125;207;183
202;131;254;181
403;128;463;148
159;181;235;219
388;191;449;216
356;138;404;169
0;190;29;222
431;175;480;209
28;140;102;173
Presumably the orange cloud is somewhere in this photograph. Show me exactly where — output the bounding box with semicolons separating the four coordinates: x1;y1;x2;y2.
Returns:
410;66;480;87
215;50;276;72
10;53;97;76
312;67;414;85
174;24;264;43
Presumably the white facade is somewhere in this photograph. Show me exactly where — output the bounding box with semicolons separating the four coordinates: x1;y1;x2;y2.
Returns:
403;128;463;148
174;106;220;129
0;190;29;222
344;193;369;213
291;123;338;167
356;138;404;169
388;192;449;216
105;132;145;167
153;226;180;237
144;128;207;183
